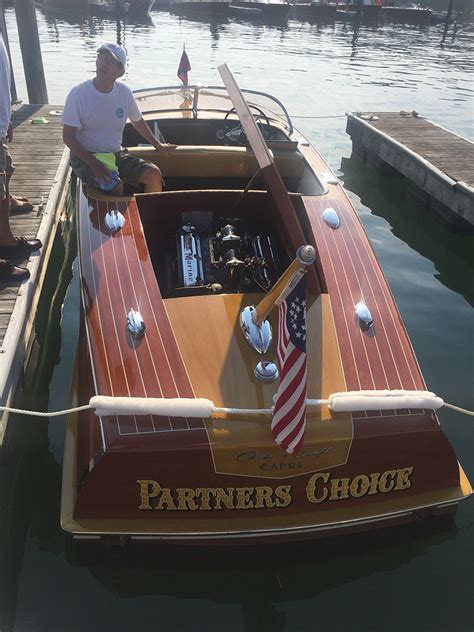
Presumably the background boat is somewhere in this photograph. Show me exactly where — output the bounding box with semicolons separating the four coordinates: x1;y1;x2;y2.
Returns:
230;0;293;19
169;0;231;15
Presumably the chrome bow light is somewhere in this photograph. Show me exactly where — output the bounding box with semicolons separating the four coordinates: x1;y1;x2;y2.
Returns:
240;306;272;355
254;361;279;383
105;209;125;233
355;301;374;330
322;207;341;229
127;309;146;339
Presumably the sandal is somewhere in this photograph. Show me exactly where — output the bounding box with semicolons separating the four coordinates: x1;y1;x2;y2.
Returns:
0;258;29;282
9;195;34;214
0;236;42;260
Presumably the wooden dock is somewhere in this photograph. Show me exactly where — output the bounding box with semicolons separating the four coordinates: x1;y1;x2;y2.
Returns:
346;112;474;228
0;104;71;448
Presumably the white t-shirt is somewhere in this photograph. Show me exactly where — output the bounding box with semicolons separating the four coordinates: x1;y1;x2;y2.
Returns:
0;34;11;138
61;79;142;153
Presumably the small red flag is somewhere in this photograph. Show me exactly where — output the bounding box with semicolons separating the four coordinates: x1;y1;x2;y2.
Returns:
177;49;191;86
271;274;308;454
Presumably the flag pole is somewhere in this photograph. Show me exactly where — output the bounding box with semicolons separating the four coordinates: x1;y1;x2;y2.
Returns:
253;245;315;326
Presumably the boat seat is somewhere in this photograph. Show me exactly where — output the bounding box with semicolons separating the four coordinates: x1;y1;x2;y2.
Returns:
128;145;306;180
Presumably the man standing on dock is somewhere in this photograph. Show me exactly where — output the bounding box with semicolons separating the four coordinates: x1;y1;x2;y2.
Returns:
0;32;42;282
62;43;175;196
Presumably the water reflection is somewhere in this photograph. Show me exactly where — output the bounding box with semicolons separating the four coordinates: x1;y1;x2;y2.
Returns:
341;155;474;306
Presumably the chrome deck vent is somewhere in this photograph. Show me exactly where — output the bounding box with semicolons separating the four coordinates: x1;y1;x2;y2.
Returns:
105;209;125;233
254;361;279;383
127;309;146;339
355;301;374;330
322;207;341;229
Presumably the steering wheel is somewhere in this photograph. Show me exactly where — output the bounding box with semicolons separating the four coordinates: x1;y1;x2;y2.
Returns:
222;105;272;144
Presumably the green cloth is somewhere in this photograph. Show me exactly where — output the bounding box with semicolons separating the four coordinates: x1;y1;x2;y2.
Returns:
30;117;49;125
94;152;117;171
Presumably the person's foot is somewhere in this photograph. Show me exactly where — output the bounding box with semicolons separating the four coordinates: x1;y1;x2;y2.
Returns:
0;258;30;282
0;236;42;260
9;195;33;214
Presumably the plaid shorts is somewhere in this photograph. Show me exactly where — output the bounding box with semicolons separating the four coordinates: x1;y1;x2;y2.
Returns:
0;143;14;201
70;149;157;190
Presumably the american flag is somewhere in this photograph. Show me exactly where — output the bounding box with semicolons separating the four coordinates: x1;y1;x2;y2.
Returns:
271;274;308;454
177;49;191;86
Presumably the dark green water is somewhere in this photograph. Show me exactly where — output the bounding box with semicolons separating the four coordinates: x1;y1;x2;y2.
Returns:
1;7;473;631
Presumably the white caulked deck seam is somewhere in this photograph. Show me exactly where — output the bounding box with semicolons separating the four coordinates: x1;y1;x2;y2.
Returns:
331;171;420;388
126;199;197;430
326;215;377;390
83;193;117;440
331;197;390;390
110;198;168;430
316;202;376;390
333;184;420;390
113;211;164;433
106;200;161;433
94;201;139;434
77;190;107;449
310;201;363;393
119;427;204;436
333;197;402;390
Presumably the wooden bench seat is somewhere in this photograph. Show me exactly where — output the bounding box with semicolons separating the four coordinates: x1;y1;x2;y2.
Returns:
129;145;306;180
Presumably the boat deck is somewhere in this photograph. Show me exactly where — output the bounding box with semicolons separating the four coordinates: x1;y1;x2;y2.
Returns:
346;112;474;228
0;103;70;447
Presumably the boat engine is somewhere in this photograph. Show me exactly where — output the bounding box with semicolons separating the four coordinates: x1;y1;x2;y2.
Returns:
169;215;281;296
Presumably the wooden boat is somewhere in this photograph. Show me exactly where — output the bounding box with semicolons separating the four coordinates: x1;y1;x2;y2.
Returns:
169;0;231;15
381;4;432;24
228;3;264;16
294;2;337;20
88;0;131;13
61;66;471;544
230;0;293;19
336;1;432;24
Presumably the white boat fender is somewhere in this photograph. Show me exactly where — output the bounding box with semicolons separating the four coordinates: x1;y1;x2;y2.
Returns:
89;396;214;419
326;390;444;413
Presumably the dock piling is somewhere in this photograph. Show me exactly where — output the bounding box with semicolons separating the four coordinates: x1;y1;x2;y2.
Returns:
14;0;48;104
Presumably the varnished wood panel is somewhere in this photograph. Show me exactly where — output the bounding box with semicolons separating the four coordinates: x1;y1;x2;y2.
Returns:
77;187;206;449
299;140;426;416
165;293;354;478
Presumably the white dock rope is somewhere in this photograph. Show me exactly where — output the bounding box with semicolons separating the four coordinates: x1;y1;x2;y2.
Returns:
0;390;473;418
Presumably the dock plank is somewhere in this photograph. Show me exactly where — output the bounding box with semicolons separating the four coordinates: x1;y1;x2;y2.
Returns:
346;112;474;226
0;104;67;344
0;103;71;447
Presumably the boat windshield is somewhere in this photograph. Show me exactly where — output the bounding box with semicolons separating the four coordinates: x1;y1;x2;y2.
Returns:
134;85;293;135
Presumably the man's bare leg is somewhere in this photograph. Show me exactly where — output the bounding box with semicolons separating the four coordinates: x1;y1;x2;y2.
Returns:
140;166;163;193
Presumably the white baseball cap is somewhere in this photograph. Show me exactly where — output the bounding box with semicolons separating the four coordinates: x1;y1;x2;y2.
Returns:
97;43;127;70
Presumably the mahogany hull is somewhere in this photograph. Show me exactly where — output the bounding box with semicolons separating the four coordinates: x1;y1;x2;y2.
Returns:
61;113;471;543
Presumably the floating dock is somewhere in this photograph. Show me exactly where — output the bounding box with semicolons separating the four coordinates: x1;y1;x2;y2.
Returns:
0;104;70;449
346;112;474;228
